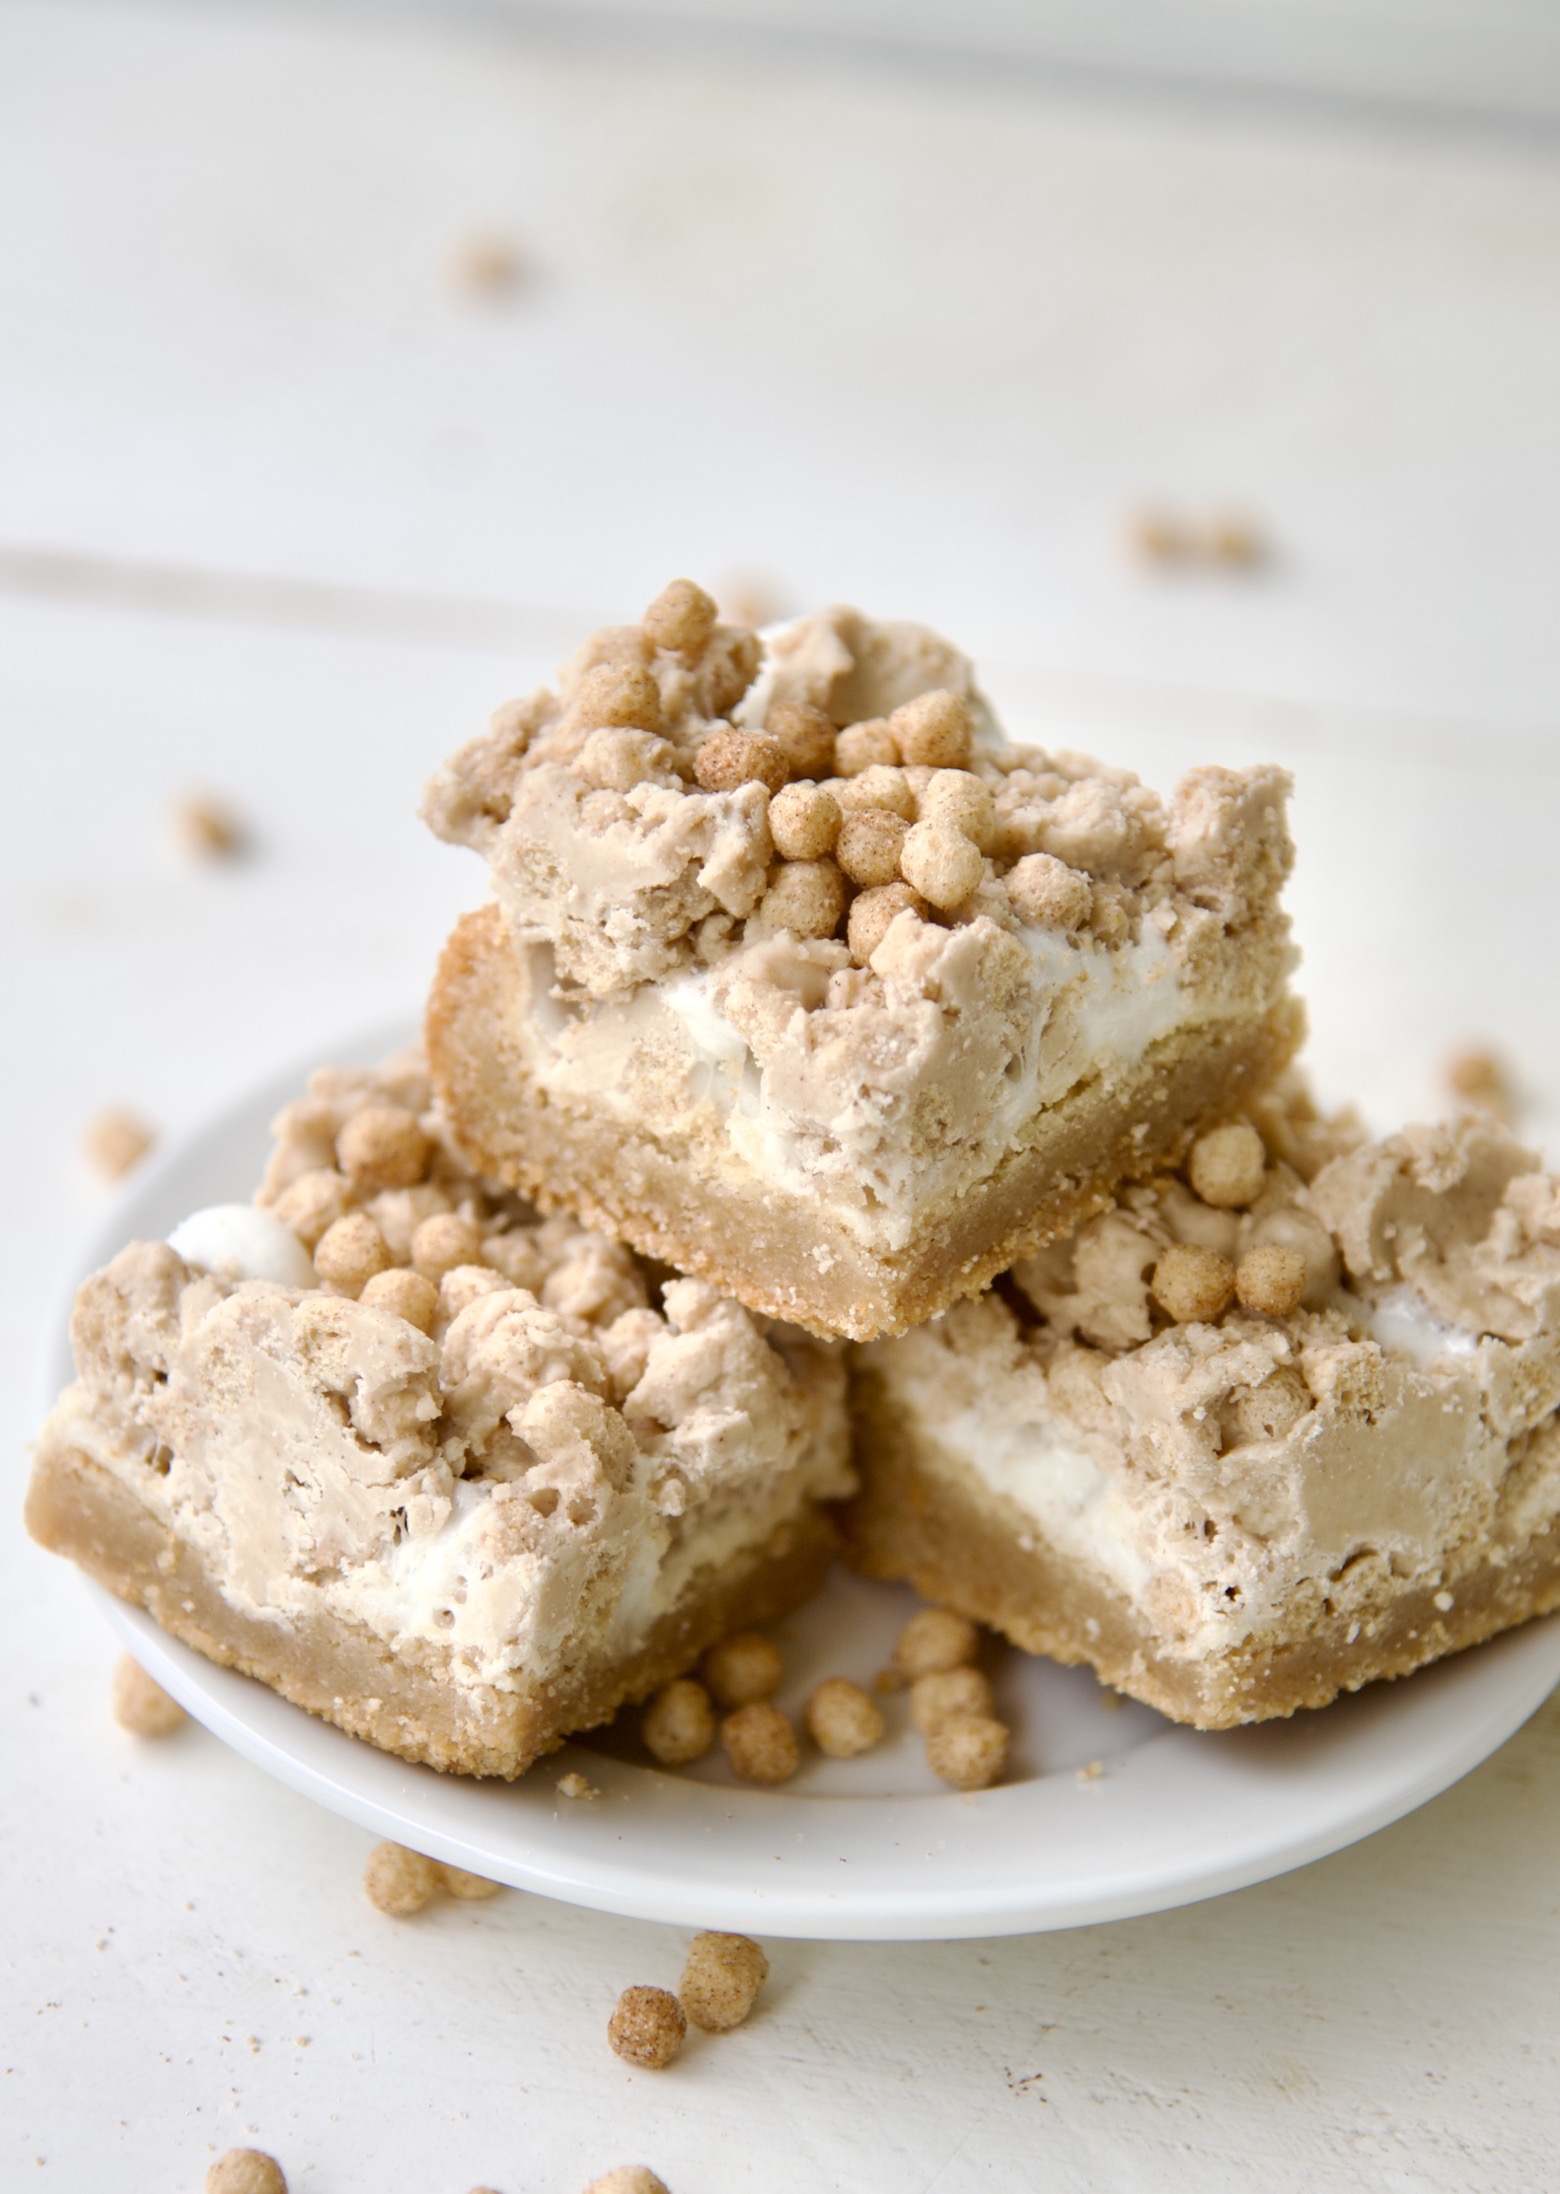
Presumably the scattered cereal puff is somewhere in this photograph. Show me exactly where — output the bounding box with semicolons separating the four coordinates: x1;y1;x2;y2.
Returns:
909;1666;994;1736
206;2150;287;2194
111;1654;186;1738
363;1841;442;1917
82;1107;156;1183
894;1608;979;1681
678;1932;769;2032
174;792;246;861
703;1632;783;1709
439;1864;504;1900
607;1986;686;2070
804;1678;885;1759
720;1703;800;1785
584;2170;671;2194
642;1678;716;1766
925;1715;1010;1792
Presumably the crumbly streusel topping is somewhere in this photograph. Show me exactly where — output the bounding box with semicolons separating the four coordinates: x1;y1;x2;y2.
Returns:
422;586;1295;1003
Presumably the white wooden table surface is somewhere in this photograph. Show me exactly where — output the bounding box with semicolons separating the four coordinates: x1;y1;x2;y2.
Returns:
4;5;1559;2188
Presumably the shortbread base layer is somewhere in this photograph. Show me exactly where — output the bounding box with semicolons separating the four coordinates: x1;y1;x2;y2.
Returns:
843;1367;1560;1728
28;1442;838;1778
428;905;1303;1342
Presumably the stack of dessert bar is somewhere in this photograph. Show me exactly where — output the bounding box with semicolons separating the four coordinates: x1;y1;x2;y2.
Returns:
29;586;1560;1771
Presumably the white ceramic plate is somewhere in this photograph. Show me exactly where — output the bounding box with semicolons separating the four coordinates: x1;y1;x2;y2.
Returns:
42;1023;1560;1941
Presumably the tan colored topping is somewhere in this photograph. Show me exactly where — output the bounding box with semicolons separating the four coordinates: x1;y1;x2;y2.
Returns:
1006;851;1092;930
642;1678;717;1765
835;764;916;820
1127;507;1194;563
894;1607;979;1680
83;1107;156;1182
720;1702;800;1784
760;859;846;940
608;1985;686;2070
1187;1122;1268;1210
313;1212;392;1298
1235;1243;1307;1319
899;819;984;911
576;727;677;794
1151;1241;1236;1323
703;1631;784;1708
174;792;245;860
1209;514;1267;567
449;229;525;298
411;1211;485;1283
847;881;924;964
439;1863;504;1899
270;1167;351;1250
584;2172;670;2194
924;1714;1009;1791
643;578;718;658
679;1931;769;2032
576;663;664;734
111;1653;186;1737
363;1841;442;1917
206;2150;287;2194
837;808;909;888
908;1665;994;1736
1445;1045;1514;1122
336;1104;430;1191
765;701;837;781
768;781;841;860
693;728;788;795
890;689;973;770
918;769;994;850
804;1677;886;1758
358;1266;439;1333
834;720;899;774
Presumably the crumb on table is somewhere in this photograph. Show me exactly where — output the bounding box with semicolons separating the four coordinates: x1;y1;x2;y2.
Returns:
110;1653;186;1738
172;791;246;860
607;1986;686;2070
206;2151;287;2194
678;1931;769;2032
363;1841;441;1917
82;1107;157;1183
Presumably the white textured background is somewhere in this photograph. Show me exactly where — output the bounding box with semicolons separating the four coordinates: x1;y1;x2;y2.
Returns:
4;3;1559;2187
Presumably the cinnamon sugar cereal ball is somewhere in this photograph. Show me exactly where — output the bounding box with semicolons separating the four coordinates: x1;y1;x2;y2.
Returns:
847;881;924;964
111;1654;186;1737
607;1986;686;2070
643;578;718;658
703;1632;784;1708
837;808;909;889
762;859;846;939
834;720;899;775
642;1678;717;1766
335;1104;429;1192
576;663;663;734
894;1607;979;1680
679;1931;769;2032
924;1714;1009;1792
720;1703;800;1785
1151;1242;1236;1324
918;769;995;850
836;764;916;820
768;780;841;861
693;727;788;795
1235;1243;1308;1320
207;2150;287;2194
1006;852;1092;930
899;819;984;911
358;1265;439;1333
891;690;973;770
766;701;837;781
909;1665;995;1736
313;1212;392;1298
1187;1122;1267;1210
585;2170;670;2194
439;1864;503;1900
804;1678;886;1759
363;1841;442;1917
271;1167;351;1251
412;1211;485;1284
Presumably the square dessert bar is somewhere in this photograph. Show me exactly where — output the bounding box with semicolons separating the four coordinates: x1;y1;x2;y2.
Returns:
28;1052;850;1777
845;1089;1560;1727
423;585;1302;1341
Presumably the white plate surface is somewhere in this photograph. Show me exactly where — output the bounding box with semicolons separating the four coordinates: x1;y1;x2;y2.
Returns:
42;1022;1560;1941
